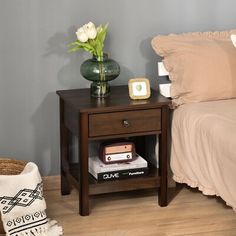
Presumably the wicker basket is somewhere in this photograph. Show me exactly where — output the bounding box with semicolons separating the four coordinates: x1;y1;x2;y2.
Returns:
0;158;27;234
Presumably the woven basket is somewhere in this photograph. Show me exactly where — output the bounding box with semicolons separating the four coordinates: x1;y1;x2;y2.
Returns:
0;158;27;234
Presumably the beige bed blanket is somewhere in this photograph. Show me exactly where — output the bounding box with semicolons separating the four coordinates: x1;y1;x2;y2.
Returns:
171;98;236;210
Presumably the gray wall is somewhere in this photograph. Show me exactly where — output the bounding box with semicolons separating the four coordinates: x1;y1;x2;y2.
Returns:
1;0;236;176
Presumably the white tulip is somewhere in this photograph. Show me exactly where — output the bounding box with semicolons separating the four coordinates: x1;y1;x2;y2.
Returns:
76;27;88;43
83;22;97;39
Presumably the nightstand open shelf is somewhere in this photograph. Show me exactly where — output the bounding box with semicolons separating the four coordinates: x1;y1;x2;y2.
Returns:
57;85;171;216
69;162;159;195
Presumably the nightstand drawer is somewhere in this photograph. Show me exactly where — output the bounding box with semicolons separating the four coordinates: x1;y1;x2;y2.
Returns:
89;109;161;137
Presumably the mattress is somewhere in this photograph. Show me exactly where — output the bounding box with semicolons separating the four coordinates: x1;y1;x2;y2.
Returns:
171;98;236;210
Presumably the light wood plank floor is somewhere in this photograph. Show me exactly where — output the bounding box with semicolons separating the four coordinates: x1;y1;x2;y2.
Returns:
44;178;236;236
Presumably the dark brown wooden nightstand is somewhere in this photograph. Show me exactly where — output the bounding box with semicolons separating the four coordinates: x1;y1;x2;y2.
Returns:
57;85;171;216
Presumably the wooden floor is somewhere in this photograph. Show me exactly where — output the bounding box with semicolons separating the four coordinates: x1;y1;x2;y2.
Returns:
44;177;236;236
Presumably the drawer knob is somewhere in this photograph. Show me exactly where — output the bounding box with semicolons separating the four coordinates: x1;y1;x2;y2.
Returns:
122;119;130;128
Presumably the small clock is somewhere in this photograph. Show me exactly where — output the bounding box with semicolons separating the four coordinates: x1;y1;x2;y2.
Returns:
128;78;151;100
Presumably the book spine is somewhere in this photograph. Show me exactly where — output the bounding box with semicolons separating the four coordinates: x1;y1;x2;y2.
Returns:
96;168;148;181
93;163;148;173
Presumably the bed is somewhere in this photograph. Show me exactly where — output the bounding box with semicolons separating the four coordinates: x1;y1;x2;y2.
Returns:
151;29;236;211
171;99;236;210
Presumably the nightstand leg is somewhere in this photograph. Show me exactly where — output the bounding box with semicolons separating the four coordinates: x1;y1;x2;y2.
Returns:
79;113;89;216
60;99;71;195
159;105;169;206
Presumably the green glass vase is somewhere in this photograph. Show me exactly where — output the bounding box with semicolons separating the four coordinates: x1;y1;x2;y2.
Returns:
80;54;120;98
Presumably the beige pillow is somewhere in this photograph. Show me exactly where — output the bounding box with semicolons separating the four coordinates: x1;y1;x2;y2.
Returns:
151;29;236;106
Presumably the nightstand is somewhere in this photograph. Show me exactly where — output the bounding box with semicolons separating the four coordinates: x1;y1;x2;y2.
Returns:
56;85;171;216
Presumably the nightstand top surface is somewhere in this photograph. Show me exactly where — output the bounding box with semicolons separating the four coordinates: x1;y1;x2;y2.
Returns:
57;85;170;113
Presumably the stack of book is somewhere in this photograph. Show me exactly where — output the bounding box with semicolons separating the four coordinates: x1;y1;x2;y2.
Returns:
89;154;148;181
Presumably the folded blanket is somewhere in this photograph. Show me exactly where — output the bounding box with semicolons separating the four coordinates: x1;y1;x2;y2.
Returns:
0;162;63;236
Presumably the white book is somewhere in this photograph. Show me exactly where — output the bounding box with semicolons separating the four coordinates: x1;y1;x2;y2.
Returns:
159;83;171;98
89;154;147;174
89;166;148;181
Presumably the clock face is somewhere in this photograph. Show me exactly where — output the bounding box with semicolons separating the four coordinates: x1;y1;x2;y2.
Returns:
132;82;147;96
128;78;151;100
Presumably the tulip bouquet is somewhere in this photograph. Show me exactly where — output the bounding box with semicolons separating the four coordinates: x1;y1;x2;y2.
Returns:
69;22;108;61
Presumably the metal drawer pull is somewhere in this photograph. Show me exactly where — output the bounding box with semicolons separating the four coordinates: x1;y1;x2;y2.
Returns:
122;119;130;127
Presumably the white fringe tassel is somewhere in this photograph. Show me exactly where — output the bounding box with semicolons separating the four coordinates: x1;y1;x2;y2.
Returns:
47;219;63;236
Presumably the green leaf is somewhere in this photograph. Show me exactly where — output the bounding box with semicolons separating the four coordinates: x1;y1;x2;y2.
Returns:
68;47;81;53
93;23;108;58
99;23;108;43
